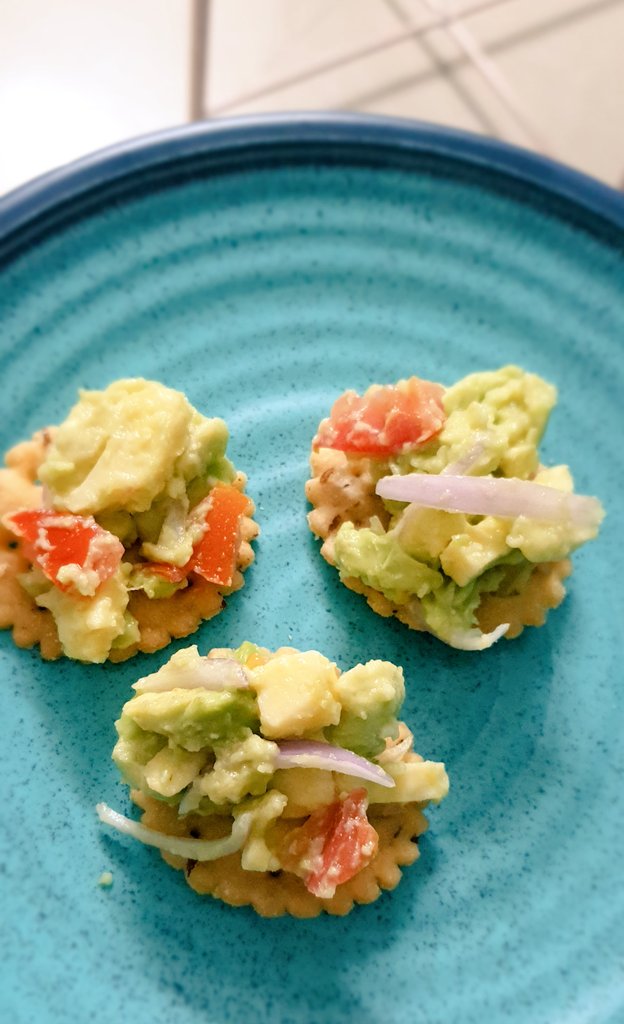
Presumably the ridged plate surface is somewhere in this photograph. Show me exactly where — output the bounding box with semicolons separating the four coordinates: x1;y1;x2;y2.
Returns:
0;118;622;1024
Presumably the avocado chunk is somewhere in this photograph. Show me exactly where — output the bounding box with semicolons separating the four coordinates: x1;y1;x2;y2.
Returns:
333;522;442;605
420;553;529;645
122;688;259;752
326;660;405;758
194;730;278;805
113;716;168;791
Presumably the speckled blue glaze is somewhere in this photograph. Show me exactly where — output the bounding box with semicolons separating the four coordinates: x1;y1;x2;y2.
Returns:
0;117;622;1024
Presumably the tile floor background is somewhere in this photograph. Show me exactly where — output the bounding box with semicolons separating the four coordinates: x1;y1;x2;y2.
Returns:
0;0;623;195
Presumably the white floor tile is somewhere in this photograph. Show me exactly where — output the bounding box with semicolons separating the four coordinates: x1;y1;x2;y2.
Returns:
0;0;622;194
0;0;190;194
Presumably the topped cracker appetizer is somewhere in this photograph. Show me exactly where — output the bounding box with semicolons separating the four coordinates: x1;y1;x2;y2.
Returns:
306;366;603;650
0;379;257;663
97;642;449;917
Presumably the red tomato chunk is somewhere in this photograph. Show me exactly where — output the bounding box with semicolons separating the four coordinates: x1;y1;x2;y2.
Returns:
190;484;250;587
6;508;123;595
313;377;446;456
281;788;379;898
140;484;250;589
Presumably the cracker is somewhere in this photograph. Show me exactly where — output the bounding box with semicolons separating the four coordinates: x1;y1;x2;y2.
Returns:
306;448;388;547
0;434;64;660
133;789;428;918
306;448;570;641
0;436;258;662
477;558;571;639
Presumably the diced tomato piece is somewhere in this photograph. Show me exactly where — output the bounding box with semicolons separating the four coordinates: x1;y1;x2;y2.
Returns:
5;508;124;595
313;377;446;456
131;485;250;591
280;788;379;899
189;484;249;587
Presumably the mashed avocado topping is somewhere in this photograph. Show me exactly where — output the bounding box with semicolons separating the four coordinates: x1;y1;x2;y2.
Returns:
40;379;234;517
397;365;556;479
333;522;443;604
109;645;449;877
9;379;249;662
330;366;603;648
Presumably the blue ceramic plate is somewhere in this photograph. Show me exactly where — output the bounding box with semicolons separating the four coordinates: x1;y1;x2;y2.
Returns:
0;115;622;1024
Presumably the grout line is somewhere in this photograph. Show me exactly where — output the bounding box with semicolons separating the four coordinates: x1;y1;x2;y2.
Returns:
208;0;518;116
189;0;210;121
382;0;503;140
253;0;343;87
420;0;555;155
341;0;623;115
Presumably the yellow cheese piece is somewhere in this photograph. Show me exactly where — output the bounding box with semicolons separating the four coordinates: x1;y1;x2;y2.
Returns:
250;651;341;739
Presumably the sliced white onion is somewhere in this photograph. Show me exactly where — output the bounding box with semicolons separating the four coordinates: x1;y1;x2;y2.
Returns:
377;473;603;529
96;802;252;861
376;725;414;764
446;621;509;651
158;498;188;548
441;433;490;476
275;740;395;788
133;658;249;693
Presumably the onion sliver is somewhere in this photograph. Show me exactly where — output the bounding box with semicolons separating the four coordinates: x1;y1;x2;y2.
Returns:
376;726;414;764
442;433;490;477
377;473;603;528
133;658;249;693
275;740;395;788
446;621;509;652
96;802;252;861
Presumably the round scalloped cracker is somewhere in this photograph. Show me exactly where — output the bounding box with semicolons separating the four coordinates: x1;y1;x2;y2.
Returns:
0;535;64;660
0;434;63;660
306;447;571;642
0;435;258;662
133;790;428;918
306;448;389;543
477;557;571;639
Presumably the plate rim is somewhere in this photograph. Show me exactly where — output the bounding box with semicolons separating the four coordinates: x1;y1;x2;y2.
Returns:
1;112;623;257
